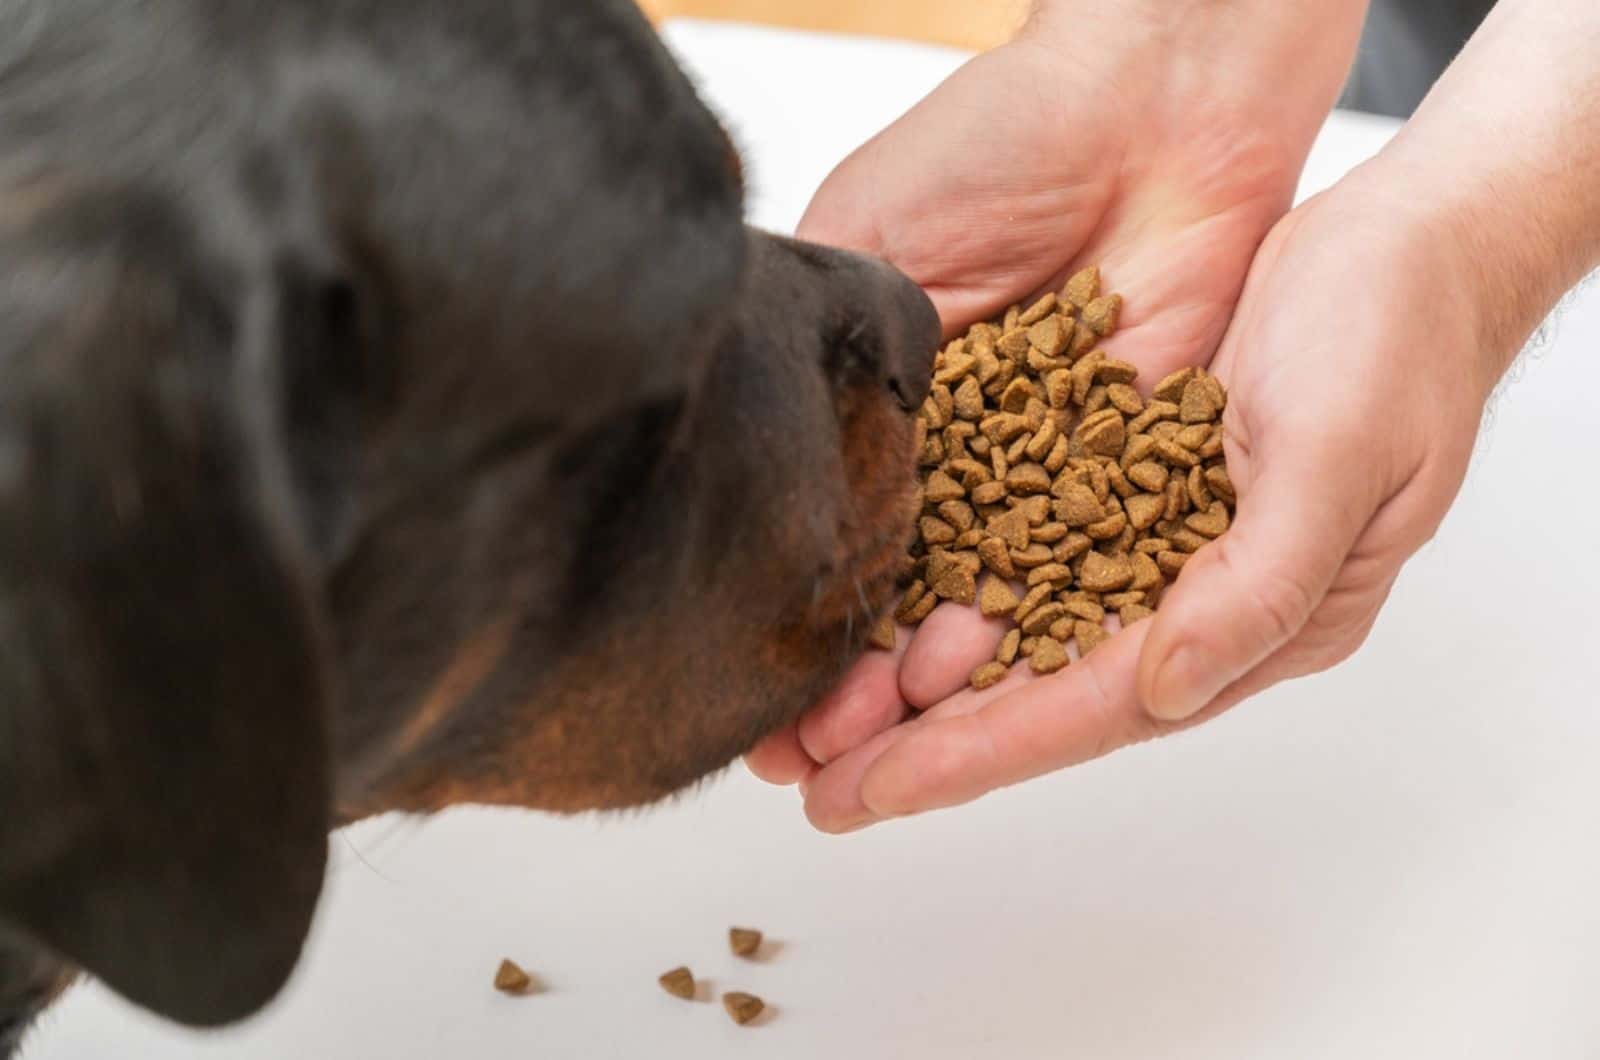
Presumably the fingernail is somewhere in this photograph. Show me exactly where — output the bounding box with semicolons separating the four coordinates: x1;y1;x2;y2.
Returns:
1146;647;1222;722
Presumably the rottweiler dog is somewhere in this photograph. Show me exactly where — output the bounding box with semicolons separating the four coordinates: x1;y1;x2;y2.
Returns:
0;0;937;1048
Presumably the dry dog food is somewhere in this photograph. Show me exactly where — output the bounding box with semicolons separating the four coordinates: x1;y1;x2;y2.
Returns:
658;966;696;1000
493;959;534;995
884;267;1236;689
722;991;765;1025
729;927;763;957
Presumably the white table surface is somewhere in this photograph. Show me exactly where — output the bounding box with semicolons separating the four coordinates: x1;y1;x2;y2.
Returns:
30;20;1600;1060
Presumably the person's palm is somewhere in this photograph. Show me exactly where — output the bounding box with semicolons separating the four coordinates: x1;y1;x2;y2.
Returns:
758;177;1492;830
797;35;1296;367
754;36;1310;795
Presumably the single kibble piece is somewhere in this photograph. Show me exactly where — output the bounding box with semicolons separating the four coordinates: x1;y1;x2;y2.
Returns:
970;661;1008;690
1030;636;1070;674
898;269;1235;692
658;967;696;1000
723;992;765;1026
729;927;763;957
494;959;533;995
868;611;896;652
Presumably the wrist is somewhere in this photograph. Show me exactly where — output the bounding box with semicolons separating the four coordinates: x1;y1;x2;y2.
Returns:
1358;0;1600;377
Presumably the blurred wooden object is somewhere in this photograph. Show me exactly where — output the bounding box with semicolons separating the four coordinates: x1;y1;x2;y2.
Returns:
636;0;1025;51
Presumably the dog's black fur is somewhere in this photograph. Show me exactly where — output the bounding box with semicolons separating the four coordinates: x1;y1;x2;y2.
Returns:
0;0;937;1047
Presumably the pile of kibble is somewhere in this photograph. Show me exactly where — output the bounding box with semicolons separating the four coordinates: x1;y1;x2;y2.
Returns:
870;267;1235;690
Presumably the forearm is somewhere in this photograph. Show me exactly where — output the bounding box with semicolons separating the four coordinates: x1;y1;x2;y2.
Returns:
1022;0;1370;151
1360;0;1600;368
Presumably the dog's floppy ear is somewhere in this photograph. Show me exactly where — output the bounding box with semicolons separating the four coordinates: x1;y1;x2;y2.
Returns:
0;186;332;1026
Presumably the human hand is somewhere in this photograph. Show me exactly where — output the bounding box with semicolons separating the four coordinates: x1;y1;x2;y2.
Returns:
751;1;1370;823
754;169;1504;831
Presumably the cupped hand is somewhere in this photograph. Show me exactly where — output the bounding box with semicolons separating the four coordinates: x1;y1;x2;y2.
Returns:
753;169;1500;831
748;17;1340;819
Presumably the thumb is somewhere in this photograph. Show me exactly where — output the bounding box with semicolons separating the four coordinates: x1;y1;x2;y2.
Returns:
795;160;886;256
1137;433;1370;722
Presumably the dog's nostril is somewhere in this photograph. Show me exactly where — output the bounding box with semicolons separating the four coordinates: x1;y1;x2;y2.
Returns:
887;376;916;412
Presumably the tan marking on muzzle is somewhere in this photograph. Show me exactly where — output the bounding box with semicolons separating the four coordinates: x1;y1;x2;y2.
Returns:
389;614;518;760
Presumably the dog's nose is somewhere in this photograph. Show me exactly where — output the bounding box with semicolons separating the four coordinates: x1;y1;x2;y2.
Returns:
820;248;939;412
876;264;940;411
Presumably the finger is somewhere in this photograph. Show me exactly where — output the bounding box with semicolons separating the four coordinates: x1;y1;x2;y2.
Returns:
744;721;812;785
899;598;1011;709
1182;568;1399;726
797;640;911;766
1137;431;1370;723
802;720;921;834
847;621;1157;822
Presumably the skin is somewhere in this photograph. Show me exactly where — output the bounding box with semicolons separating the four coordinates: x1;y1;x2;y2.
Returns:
749;0;1600;832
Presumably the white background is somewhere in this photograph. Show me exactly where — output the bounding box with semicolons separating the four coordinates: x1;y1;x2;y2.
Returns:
28;20;1600;1060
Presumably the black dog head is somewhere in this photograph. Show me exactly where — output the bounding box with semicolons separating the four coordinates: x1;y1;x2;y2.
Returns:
0;0;937;1042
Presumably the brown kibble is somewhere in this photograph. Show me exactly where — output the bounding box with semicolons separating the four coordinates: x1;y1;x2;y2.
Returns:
1062;266;1100;308
902;591;937;624
1020;602;1068;636
928;563;972;605
1026;563;1074;587
1075;409;1126;457
1128;401;1180;435
1006;462;1053;495
1125;492;1166;531
1185;466;1211;511
1131;551;1163;592
996;628;1022;665
919;515;956;546
989;507;1032;551
868;612;897;651
1153;437;1200;468
659;967;696;1000
925;469;965;502
1081;294;1122;336
1013;583;1053;624
1074;621;1110;655
999;376;1035;413
1027;314;1069;357
1095;358;1138;385
980;577;1021;618
1176;423;1213;451
1205;465;1236;504
895;580;928;620
1044;369;1073;409
1029;636;1070;674
1106;383;1144;416
1152;367;1197;404
1185;501;1231;539
729;927;763;957
971;481;1008;506
1052;481;1104;527
905;272;1232;705
970;661;1008;690
1068;320;1099;360
953;375;985;420
1052;531;1093;563
1078;551;1134;592
494;960;533;995
1061;595;1105;623
723;992;765;1026
1119;604;1155;626
1019;292;1057;326
977;536;1016;579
